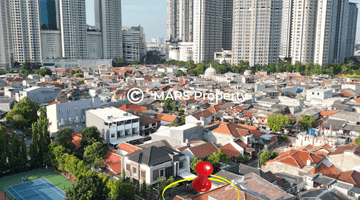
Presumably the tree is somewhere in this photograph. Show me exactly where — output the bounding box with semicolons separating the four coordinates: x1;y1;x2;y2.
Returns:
180;115;186;123
35;67;52;76
6;97;40;129
29;123;39;167
298;115;315;131
81;126;102;147
71;70;76;75
56;127;75;152
53;145;67;170
45;142;58;167
83;142;107;166
176;70;186;77
9;132;20;172
0;125;8;172
79;80;84;84
122;169;126;181
178;105;184;112
38;106;46;118
154;176;178;197
355;136;360;145
141;179;147;197
161;72;166;77
108;179;135;200
206;149;230;173
168;122;179;127
20;134;28;171
190;157;202;175
271;151;279;159
131;60;139;65
66;172;109;200
259;150;271;167
267;113;292;133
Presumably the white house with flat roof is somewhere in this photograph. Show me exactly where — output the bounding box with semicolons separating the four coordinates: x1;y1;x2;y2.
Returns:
47;98;101;137
15;86;61;104
306;88;332;101
86;107;141;146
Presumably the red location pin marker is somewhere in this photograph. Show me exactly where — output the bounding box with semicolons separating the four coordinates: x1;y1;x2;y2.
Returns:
192;161;213;192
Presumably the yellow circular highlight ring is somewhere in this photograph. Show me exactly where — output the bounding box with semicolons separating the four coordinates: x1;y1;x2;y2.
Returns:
161;175;240;200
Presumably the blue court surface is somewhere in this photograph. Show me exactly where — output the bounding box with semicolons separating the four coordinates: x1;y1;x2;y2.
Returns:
5;178;66;200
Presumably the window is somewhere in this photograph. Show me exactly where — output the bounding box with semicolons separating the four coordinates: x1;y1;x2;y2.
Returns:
132;119;139;123
111;133;115;138
179;161;184;169
159;169;164;177
67;108;71;112
58;109;62;113
105;122;109;126
132;167;137;175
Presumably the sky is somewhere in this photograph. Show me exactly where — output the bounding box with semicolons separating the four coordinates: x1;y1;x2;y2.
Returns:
86;0;360;42
86;0;166;42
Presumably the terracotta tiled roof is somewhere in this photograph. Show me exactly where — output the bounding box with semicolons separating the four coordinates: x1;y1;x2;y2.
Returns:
329;144;360;156
341;90;354;97
212;122;251;138
117;142;141;155
353;98;360;103
314;163;341;179
188;142;218;159
220;143;241;158
242;111;254;117
206;103;226;114
319;111;338;116
156;113;177;122
119;103;148;112
71;133;82;151
177;146;189;152
234;140;255;153
337;170;360;188
191;110;214;120
266;149;323;168
104;151;122;174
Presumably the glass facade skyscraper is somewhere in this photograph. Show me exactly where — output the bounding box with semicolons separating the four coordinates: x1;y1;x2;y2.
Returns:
40;0;57;29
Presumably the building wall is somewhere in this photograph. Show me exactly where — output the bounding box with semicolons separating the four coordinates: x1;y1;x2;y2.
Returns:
346;3;358;58
290;0;317;65
232;0;282;66
122;26;146;62
42;58;112;69
167;0;193;42
0;0;12;69
17;87;61;104
87;31;103;59
41;30;62;59
193;0;223;63
47;98;101;136
204;131;232;147
85;111;108;143
58;0;87;59
306;89;332;101
95;0;123;59
10;0;42;63
222;0;233;51
280;0;293;59
327;153;360;172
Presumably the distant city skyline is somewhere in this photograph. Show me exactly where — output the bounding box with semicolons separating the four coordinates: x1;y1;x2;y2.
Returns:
87;0;360;42
86;0;166;42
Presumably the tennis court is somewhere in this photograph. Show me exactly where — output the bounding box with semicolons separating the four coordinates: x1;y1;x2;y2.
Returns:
5;178;66;200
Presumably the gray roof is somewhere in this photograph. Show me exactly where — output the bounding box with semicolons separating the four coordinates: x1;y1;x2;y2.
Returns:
221;102;237;109
211;170;242;186
256;97;279;103
0;98;13;103
127;146;181;166
329;111;360;124
226;164;275;183
349;186;360;194
312;175;336;186
331;103;351;111
138;140;172;149
322;119;347;129
138;110;158;117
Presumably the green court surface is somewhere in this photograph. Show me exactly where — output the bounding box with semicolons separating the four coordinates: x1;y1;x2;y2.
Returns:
0;169;74;200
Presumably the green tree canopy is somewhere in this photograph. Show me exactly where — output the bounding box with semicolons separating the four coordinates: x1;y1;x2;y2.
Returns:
259;150;271;167
298;115;315;131
190;157;202;175
35;67;52;76
56;127;75;152
66;172;109;200
83;142;107;167
6;97;40;129
81;126;102;147
267;113;292;133
161;72;166;77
